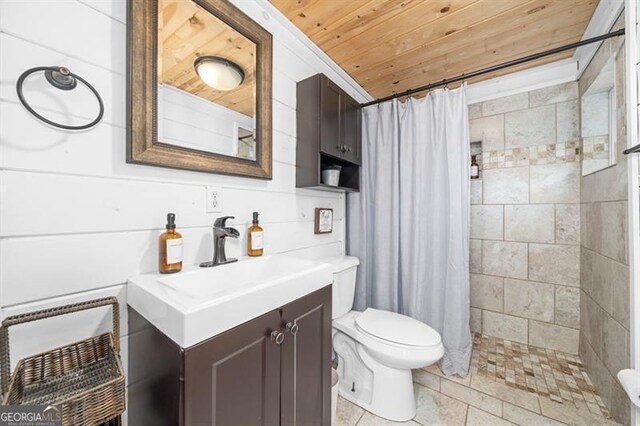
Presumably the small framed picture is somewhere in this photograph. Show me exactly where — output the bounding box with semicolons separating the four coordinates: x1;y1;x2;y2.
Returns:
315;208;333;234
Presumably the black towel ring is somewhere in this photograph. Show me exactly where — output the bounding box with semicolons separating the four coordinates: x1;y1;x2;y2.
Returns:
16;66;104;131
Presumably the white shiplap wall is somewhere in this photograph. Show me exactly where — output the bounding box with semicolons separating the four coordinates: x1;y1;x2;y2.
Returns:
0;0;369;409
157;84;254;155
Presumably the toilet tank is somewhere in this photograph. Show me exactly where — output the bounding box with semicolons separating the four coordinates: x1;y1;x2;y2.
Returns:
322;256;360;319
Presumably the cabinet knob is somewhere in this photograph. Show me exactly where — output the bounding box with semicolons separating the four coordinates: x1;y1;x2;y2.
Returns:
347;147;352;153
286;322;299;336
270;330;285;345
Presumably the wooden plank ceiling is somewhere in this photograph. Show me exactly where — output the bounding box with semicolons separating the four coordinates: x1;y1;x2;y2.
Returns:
270;0;599;100
159;0;256;116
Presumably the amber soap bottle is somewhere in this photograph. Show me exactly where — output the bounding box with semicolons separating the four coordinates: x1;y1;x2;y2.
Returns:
470;155;480;179
248;212;264;257
159;213;183;274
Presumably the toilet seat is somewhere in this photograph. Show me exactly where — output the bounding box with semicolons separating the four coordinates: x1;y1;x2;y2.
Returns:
355;308;441;348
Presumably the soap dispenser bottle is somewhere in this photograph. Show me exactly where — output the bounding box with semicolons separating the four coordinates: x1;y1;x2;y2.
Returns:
248;212;264;257
159;213;183;274
470;155;480;179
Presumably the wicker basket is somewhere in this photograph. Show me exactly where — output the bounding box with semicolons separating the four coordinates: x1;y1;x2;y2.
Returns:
0;297;126;425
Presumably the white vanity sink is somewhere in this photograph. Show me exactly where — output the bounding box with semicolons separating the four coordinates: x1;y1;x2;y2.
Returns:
127;254;334;348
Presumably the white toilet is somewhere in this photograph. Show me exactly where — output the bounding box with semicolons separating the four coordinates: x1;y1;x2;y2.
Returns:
325;256;444;422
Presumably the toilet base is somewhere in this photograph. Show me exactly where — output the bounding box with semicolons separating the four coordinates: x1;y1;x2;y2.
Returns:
333;331;418;422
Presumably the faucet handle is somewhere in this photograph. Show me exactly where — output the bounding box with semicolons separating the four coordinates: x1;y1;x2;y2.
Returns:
214;216;234;227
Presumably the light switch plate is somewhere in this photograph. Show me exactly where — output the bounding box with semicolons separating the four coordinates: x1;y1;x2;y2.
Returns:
206;187;223;213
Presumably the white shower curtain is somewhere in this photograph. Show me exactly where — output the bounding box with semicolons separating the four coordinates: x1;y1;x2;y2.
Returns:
348;86;471;376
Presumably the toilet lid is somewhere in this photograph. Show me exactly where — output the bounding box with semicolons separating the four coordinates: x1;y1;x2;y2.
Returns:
355;308;441;347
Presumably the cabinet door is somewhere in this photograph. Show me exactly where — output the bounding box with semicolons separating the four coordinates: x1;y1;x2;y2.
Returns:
341;93;361;165
184;310;282;426
280;286;332;426
320;77;342;158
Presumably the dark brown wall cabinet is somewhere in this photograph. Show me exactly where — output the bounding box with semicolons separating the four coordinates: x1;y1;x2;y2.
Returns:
128;285;332;426
297;74;362;192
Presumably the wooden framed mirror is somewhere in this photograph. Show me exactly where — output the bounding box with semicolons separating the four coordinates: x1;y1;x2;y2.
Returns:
127;0;273;178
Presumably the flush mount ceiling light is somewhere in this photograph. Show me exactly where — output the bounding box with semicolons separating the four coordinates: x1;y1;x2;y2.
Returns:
194;56;245;91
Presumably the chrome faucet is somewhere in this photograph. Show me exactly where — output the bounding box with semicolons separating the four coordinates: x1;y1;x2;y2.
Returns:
200;216;240;267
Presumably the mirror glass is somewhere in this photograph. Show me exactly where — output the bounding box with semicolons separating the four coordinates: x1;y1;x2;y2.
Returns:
581;56;616;176
157;0;256;160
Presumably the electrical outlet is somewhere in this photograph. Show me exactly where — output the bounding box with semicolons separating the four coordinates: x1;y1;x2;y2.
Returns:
206;187;223;213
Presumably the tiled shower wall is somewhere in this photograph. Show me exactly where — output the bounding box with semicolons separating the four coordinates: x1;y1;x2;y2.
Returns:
578;15;631;425
468;82;581;354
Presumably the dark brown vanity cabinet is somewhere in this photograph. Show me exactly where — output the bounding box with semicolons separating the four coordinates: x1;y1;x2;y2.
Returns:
280;287;333;425
297;74;362;191
128;285;332;426
184;310;282;425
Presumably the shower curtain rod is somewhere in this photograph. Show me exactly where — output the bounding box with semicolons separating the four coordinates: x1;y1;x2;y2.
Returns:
360;28;626;108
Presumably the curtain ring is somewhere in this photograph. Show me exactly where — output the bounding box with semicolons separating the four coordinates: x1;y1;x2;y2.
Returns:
16;65;104;131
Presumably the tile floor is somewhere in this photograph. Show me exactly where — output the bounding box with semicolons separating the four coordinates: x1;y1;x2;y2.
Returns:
335;333;620;426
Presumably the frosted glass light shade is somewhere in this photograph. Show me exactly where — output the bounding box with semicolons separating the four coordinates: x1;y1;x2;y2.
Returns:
194;56;245;91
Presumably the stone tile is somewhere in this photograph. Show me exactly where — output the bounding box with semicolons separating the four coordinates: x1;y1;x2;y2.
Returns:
505;105;555;148
502;403;565;426
581;202;627;262
413;369;440;391
579;332;613;408
470;239;482;274
610;380;631;426
483;167;529;204
556;100;579;143
423;364;471;387
579;205;588;247
555;204;580;244
482;241;528;280
336;396;365;425
529;81;579;107
470;205;504;240
580;247;593;294
580;202;601;253
466;407;514;426
504;204;555;243
482;311;528;344
471;179;483;205
600;201;627;263
471;333;612;420
469;374;540;413
482;92;529;116
356;412;419;426
603;316;628;376
503;278;554;322
529;320;579;354
471;274;503;312
538;397;619;426
469;103;483;119
530;163;580;204
554;286;580;328
611;260;630;329
581;295;607;359
592;252;615;314
440;379;502;417
529;244;579;286
470;307;482;333
580;159;627;203
470;115;505;151
413;384;469;426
